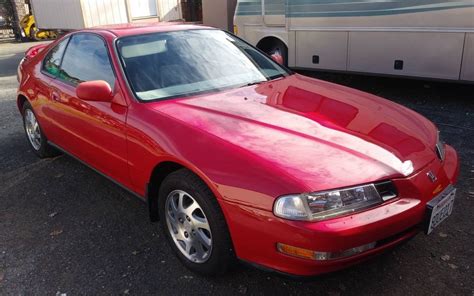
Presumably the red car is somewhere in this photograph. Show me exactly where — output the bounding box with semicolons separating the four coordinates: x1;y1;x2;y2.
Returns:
17;23;459;277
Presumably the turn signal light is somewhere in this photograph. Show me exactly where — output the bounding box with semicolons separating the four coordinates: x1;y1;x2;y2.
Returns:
276;243;315;260
277;242;376;261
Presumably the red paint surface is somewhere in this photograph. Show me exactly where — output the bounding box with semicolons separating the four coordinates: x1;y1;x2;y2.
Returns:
17;23;460;276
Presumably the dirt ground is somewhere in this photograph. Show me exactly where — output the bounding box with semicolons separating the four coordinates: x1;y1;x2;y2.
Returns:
0;41;473;295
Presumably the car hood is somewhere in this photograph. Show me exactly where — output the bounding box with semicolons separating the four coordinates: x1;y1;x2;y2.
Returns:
152;74;438;191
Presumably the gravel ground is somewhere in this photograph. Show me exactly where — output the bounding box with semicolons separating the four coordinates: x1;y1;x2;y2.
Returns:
0;41;473;296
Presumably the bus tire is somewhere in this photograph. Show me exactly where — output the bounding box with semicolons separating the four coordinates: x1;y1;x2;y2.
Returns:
257;37;288;67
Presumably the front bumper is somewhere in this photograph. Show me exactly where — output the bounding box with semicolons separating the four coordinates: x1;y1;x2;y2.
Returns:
220;145;459;276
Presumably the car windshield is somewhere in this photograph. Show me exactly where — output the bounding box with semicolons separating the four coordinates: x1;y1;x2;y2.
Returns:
116;29;290;101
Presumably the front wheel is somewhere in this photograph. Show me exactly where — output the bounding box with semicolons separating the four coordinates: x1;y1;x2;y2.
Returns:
158;169;234;275
22;102;59;158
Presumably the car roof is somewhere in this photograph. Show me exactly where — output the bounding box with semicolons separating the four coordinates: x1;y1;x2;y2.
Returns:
89;22;216;37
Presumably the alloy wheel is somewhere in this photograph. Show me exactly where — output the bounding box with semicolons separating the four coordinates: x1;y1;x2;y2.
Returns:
24;109;41;150
165;190;213;263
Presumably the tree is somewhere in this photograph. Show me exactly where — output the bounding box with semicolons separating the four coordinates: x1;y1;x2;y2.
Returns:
9;0;28;40
0;0;14;27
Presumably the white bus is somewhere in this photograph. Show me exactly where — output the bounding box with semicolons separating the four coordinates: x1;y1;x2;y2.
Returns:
233;0;474;82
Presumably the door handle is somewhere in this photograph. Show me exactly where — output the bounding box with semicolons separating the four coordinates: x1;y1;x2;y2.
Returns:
51;92;60;102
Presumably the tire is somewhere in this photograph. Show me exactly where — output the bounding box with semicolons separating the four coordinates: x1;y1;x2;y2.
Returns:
22;101;59;158
259;39;288;67
158;169;234;275
270;45;287;67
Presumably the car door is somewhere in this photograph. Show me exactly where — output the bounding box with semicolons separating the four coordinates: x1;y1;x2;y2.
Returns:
36;36;70;140
47;33;130;187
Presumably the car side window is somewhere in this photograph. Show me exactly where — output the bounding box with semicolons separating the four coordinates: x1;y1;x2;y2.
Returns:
58;33;115;88
42;37;69;77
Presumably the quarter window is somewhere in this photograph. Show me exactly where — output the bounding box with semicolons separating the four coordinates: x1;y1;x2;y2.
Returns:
42;37;69;77
59;34;115;88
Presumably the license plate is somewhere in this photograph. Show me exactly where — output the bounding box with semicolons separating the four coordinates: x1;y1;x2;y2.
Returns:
426;186;456;235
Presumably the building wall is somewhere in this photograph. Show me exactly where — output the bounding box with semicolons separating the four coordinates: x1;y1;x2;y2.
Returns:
82;0;128;28
30;0;183;29
202;0;236;31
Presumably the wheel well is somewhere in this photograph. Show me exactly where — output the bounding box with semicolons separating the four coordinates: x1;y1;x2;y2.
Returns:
147;161;184;222
256;36;288;60
17;95;28;115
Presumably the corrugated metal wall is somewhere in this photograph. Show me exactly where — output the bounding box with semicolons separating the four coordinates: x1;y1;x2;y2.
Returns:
32;0;129;29
159;0;182;21
31;0;85;29
81;0;128;28
30;0;184;30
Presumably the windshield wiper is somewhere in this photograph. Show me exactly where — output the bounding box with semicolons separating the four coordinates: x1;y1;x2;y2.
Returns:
268;73;285;80
247;80;266;86
238;80;266;88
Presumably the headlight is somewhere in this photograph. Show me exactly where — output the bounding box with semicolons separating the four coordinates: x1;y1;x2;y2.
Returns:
274;184;384;221
435;131;445;161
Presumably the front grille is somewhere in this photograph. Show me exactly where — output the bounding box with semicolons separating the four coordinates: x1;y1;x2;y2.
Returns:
375;181;398;201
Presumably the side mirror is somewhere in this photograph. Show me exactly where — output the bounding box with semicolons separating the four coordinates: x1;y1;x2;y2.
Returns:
270;52;284;65
76;80;113;102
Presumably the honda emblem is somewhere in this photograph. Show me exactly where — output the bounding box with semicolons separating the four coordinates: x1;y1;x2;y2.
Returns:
427;171;437;183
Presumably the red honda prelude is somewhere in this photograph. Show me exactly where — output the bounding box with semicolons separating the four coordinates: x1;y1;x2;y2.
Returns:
16;23;459;277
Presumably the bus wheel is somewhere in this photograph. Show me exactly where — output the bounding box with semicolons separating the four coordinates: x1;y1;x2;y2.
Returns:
257;38;288;66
